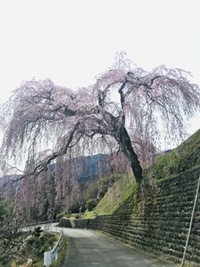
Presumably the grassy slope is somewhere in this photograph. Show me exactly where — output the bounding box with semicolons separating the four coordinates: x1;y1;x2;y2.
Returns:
93;129;200;216
148;129;200;180
94;172;136;215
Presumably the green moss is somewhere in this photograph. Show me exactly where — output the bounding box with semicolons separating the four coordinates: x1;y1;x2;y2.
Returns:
81;210;97;219
94;172;136;215
148;129;200;180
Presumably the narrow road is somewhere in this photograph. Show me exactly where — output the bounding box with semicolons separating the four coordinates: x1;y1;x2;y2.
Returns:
62;228;175;267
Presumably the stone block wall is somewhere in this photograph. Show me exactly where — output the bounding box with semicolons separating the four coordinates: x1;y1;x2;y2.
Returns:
63;166;200;265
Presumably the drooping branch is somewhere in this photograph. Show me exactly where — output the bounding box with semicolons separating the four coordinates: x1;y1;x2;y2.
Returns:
78;110;143;183
0;53;199;186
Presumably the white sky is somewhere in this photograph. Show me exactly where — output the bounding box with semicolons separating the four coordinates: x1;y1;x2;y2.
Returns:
0;0;200;135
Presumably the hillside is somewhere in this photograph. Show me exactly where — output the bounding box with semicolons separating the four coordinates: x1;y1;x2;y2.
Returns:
0;152;129;222
94;172;136;215
86;129;200;218
148;129;200;180
68;129;200;266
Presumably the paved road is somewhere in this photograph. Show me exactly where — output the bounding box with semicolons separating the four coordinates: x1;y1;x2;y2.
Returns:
62;228;175;267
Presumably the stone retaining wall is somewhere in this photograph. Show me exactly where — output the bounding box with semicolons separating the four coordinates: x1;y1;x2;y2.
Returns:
60;166;200;265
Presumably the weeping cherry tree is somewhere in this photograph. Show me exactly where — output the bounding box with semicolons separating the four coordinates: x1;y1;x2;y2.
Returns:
1;52;200;184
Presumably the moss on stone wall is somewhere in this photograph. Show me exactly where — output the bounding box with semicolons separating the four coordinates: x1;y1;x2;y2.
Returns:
71;167;199;265
148;129;200;180
70;129;200;265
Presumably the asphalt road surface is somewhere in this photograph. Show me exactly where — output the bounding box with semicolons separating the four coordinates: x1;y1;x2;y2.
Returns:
62;228;175;267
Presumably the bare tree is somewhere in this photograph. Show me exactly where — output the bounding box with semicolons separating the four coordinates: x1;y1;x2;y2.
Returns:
1;52;200;183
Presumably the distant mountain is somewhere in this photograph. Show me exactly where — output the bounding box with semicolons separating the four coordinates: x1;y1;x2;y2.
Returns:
48;153;108;182
0;174;21;199
1;152;128;222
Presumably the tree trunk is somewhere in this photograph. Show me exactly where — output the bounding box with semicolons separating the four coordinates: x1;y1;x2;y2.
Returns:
117;126;143;183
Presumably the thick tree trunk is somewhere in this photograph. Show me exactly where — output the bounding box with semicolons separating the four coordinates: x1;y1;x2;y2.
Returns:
117;126;143;183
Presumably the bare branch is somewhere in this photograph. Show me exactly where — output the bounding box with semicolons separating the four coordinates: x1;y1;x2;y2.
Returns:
0;54;199;184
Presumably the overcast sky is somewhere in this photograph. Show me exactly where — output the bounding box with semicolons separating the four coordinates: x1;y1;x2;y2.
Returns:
0;0;200;135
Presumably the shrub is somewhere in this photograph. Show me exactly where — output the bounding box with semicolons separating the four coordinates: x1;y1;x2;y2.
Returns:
85;198;97;211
